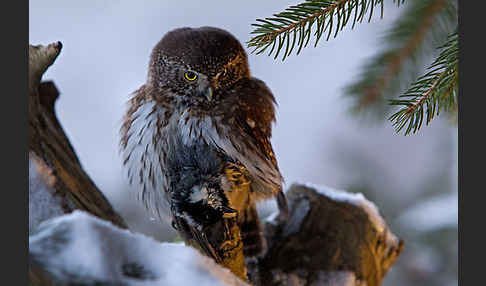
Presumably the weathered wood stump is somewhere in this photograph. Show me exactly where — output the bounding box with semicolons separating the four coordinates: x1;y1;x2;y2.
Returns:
247;183;404;286
29;42;126;230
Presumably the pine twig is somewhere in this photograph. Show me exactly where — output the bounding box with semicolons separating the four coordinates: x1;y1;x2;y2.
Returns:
247;0;391;61
388;31;458;135
355;0;447;110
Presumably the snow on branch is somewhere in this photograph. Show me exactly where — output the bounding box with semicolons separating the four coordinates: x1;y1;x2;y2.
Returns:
30;211;249;286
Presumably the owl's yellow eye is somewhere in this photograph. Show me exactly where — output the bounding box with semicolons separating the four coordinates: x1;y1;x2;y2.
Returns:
184;71;198;81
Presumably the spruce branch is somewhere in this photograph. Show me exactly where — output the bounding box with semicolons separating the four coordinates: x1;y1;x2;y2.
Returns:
388;31;458;135
345;0;456;116
249;0;458;135
247;0;403;61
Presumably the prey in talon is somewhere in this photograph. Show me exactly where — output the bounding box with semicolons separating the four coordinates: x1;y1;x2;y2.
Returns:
120;26;288;279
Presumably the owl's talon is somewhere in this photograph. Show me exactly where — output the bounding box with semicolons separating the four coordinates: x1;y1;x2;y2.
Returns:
221;205;237;218
220;239;239;252
220;221;240;251
223;219;233;240
223;212;237;219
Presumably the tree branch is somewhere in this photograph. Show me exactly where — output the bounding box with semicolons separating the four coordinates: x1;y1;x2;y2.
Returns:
356;0;446;109
28;42;127;230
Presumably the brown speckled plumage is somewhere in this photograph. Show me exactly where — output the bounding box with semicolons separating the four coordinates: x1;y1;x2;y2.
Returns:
120;27;287;262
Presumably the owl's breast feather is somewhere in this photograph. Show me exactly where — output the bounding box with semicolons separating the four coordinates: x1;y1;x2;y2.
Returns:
176;108;282;198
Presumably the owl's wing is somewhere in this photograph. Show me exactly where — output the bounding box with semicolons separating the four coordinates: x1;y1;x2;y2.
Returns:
229;78;289;219
220;78;289;222
210;78;284;200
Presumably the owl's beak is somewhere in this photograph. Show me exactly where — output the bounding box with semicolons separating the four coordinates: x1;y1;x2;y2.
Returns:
205;87;213;102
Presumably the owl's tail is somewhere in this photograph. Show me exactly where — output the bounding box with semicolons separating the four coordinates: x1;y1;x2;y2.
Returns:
238;199;266;258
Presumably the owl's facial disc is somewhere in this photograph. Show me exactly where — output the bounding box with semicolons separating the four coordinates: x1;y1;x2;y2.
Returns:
149;27;251;103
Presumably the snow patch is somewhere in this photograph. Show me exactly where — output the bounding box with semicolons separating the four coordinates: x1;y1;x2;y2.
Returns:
29;156;66;234
29;211;248;286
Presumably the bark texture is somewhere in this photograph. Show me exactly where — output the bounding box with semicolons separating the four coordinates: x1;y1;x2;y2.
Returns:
246;184;405;286
28;42;127;229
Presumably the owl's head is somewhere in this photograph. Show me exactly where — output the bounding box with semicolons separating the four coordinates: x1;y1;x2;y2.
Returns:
148;27;250;104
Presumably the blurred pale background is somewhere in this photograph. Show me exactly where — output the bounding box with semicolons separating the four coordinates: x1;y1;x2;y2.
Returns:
29;1;457;285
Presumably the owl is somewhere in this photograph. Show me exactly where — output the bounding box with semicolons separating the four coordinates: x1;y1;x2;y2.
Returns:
120;27;287;264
